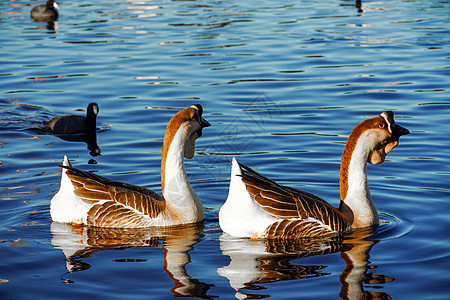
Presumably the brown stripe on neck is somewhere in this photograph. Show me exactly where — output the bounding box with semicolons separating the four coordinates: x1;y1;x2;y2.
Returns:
161;110;190;194
339;121;368;201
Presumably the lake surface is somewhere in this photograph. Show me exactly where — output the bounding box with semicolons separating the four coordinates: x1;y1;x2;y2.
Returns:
1;0;449;299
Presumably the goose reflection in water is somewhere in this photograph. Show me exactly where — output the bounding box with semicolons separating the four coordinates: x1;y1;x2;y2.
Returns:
218;228;393;299
50;222;215;299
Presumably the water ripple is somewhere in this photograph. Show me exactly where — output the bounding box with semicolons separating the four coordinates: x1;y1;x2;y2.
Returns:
0;0;449;299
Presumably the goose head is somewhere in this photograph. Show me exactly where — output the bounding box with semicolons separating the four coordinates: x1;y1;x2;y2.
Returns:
352;111;410;165
163;104;211;160
160;104;210;197
184;104;211;158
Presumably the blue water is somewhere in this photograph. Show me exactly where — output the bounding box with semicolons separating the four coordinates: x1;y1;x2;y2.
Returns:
1;0;449;299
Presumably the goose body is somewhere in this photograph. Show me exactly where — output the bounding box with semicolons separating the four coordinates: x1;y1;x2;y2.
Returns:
219;111;409;239
45;103;99;134
50;104;210;228
31;0;58;22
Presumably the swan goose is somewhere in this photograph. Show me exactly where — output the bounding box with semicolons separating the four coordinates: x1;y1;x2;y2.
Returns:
219;111;409;239
50;104;210;228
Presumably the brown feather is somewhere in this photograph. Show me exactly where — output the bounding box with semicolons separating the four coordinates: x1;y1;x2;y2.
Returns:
265;219;337;239
236;160;350;235
63;165;166;228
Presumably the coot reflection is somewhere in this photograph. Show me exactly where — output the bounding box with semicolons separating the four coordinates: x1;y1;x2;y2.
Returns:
44;103;100;158
51;129;101;157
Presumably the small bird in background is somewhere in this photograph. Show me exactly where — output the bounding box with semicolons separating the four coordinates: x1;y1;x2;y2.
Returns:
31;0;59;22
45;103;99;134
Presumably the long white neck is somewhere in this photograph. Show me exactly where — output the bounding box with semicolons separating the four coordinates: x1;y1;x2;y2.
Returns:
162;123;204;224
340;133;379;228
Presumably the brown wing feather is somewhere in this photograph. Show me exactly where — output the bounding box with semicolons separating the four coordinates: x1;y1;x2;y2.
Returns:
237;161;348;232
87;202;162;228
63;165;166;228
239;163;298;218
265;219;338;239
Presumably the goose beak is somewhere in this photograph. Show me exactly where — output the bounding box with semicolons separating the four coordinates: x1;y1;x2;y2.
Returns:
392;124;410;140
380;111;409;140
196;117;210;138
189;104;210;138
201;117;211;128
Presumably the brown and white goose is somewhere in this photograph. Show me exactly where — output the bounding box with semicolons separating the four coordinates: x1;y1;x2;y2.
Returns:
219;111;409;239
50;104;211;228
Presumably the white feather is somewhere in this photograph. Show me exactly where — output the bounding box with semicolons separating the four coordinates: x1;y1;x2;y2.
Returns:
219;157;277;238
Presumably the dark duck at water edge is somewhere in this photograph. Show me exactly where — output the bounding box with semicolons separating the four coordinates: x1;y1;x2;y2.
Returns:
31;0;59;22
45;103;99;134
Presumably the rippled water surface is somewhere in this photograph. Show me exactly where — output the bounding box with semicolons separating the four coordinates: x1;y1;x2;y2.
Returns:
1;0;449;299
